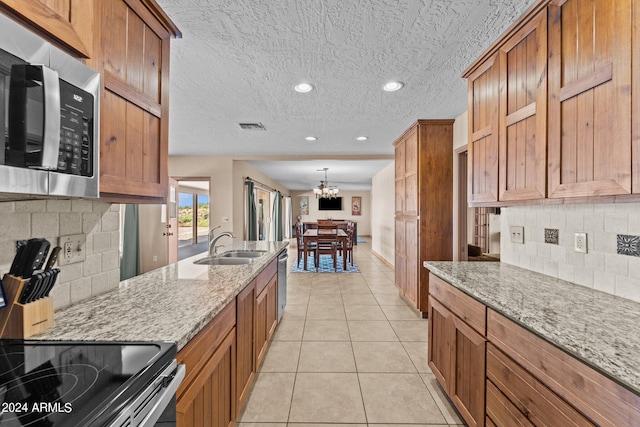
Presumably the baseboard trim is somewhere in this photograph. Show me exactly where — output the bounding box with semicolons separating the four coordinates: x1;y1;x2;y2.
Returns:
371;248;394;270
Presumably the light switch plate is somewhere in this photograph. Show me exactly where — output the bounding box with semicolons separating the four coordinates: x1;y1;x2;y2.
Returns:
510;226;524;244
58;234;86;266
574;232;587;254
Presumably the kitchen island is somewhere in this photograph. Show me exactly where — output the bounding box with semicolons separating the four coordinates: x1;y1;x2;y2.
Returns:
33;240;288;427
34;240;287;349
424;261;640;427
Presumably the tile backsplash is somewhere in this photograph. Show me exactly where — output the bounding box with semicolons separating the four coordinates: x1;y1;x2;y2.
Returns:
0;200;121;310
501;203;640;303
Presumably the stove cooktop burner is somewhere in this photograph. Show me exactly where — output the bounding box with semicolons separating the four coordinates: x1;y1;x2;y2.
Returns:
0;340;176;426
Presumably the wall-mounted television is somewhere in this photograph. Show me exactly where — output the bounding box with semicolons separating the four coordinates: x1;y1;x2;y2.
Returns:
318;197;342;211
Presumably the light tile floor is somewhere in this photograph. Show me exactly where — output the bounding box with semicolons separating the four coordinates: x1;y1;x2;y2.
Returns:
237;241;465;427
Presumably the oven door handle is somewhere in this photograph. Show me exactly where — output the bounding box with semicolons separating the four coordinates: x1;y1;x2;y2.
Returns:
139;363;186;427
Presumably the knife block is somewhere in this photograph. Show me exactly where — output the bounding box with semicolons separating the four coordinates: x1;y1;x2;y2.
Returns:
0;274;54;338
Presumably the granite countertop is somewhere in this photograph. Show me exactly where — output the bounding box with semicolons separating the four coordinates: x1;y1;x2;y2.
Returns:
33;241;288;350
423;261;640;396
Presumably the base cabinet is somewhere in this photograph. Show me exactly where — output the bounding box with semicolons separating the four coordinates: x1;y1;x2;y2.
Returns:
428;272;640;427
175;257;282;427
177;329;236;427
428;297;486;427
236;280;256;409
176;301;237;427
255;272;277;369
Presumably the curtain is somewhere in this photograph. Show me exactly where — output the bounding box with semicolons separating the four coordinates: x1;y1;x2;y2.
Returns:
120;204;140;280
283;197;292;239
246;180;258;240
272;191;283;241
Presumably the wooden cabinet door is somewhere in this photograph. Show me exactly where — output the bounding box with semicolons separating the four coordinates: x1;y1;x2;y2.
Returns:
468;54;500;204
428;298;453;392
236;281;255;409
255;286;268;369
498;10;547;201
94;0;176;202
404;218;418;307
450;315;486;427
394;217;406;296
177;328;236;427
0;0;92;57
395;141;405;215
548;0;632;198
404;130;419;216
266;275;278;340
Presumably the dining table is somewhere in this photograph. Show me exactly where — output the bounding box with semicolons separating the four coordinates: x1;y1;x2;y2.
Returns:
303;228;349;271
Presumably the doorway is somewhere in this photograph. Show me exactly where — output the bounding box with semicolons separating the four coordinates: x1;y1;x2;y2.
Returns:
177;179;210;260
456;148;501;262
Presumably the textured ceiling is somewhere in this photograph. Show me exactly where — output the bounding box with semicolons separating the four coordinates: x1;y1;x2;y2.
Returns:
158;0;536;188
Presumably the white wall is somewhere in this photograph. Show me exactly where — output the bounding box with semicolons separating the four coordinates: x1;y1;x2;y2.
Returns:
371;162;395;265
501;203;640;303
291;190;371;236
0;200;121;310
452;111;468;261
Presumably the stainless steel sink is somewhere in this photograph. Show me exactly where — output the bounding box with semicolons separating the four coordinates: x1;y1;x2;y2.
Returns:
194;257;254;265
219;250;266;258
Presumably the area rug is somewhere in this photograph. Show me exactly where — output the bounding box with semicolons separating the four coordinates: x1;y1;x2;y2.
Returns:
356;237;366;243
291;255;360;273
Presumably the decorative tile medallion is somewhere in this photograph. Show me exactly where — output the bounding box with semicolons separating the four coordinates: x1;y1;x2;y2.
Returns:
617;234;640;257
544;228;559;245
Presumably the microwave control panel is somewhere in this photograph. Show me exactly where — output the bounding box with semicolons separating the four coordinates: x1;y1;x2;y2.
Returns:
57;79;94;177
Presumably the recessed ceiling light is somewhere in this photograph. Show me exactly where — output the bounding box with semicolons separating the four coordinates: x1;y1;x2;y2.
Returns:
356;136;368;141
294;83;314;93
305;136;317;141
382;81;404;92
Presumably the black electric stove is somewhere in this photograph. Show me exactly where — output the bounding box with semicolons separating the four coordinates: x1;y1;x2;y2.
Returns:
0;340;179;426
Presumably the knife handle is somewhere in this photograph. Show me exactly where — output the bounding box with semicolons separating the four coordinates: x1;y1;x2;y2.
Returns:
45;247;61;270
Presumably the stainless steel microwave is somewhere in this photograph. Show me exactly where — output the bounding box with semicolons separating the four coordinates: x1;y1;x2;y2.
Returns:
0;13;100;199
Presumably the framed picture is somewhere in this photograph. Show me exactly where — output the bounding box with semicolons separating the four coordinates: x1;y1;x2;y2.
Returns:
299;196;309;215
352;196;361;216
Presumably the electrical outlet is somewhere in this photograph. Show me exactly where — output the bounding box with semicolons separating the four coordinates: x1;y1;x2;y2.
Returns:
574;232;587;253
510;226;524;244
58;234;86;266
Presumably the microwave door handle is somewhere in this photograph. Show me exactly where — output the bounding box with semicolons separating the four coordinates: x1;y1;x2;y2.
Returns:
39;65;61;170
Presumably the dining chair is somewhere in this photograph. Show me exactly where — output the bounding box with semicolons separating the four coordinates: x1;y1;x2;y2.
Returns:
315;223;339;271
295;222;315;267
344;222;355;266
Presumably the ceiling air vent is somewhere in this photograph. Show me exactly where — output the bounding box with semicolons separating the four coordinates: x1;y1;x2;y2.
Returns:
239;122;266;131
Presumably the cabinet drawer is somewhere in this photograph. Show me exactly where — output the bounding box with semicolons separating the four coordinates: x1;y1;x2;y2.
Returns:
177;300;236;400
486;380;533;427
256;259;277;295
487;309;640;426
429;273;486;335
487;344;593;427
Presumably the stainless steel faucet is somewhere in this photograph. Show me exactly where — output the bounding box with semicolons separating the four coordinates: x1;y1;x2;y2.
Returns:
209;228;235;255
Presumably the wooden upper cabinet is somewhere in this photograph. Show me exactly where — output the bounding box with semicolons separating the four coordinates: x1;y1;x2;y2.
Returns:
93;0;180;203
547;0;632;198
0;0;92;58
498;10;547;201
467;54;500;204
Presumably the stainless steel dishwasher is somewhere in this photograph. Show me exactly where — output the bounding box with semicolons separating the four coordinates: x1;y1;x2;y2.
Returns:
277;249;288;321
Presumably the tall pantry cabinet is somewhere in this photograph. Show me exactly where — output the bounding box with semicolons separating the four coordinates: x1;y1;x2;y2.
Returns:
394;120;453;314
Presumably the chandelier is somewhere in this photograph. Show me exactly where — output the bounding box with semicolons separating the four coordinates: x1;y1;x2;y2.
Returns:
314;168;339;199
